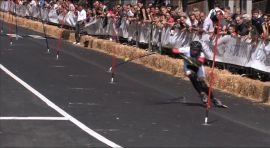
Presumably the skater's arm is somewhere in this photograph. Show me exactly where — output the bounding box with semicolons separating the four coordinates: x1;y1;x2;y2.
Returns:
172;47;205;67
187;56;204;67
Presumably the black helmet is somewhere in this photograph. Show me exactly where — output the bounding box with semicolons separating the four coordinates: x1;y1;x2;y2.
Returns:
190;41;202;57
190;41;202;51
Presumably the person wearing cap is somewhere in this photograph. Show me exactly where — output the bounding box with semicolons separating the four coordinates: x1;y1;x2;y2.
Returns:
171;41;226;107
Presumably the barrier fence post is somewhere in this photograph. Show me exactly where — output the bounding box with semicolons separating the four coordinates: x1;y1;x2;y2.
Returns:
158;28;162;54
15;3;18;40
8;1;13;45
56;14;66;60
148;23;153;51
1;3;4;33
136;22;138;47
39;6;50;53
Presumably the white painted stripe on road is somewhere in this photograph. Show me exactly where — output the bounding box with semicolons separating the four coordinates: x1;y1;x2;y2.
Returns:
6;34;23;38
0;117;68;120
0;64;122;148
27;35;46;39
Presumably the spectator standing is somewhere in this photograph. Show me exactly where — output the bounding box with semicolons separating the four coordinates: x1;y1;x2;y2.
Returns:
189;13;198;28
203;7;223;33
227;24;237;36
235;15;249;37
179;14;191;31
262;15;269;38
197;12;205;32
252;9;264;35
73;4;86;45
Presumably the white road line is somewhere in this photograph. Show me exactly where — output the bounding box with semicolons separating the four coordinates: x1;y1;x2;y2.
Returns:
0;64;122;148
0;117;68;120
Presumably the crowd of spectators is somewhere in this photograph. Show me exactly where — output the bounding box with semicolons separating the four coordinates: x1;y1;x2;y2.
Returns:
11;0;270;42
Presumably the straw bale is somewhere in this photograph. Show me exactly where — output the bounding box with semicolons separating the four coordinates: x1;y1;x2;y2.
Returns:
208;73;265;100
46;26;61;38
80;35;87;44
80;35;95;48
68;33;75;42
18;18;27;27
91;39;99;50
101;40;113;53
36;22;44;33
262;82;270;103
62;30;71;40
99;40;110;52
30;22;39;30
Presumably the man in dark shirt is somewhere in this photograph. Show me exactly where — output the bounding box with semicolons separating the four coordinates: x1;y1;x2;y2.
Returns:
251;9;264;35
235;15;249;36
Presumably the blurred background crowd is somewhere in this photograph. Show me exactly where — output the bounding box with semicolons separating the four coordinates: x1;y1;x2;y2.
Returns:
13;0;270;41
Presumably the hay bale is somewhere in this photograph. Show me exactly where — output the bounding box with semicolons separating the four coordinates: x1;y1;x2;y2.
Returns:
36;22;44;33
47;26;61;38
17;18;26;27
262;82;270;103
93;39;100;48
109;42;120;54
29;21;37;29
205;72;265;101
80;35;95;47
62;30;71;40
68;32;75;42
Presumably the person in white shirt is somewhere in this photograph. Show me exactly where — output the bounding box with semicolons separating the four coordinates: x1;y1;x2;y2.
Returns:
203;7;224;33
74;4;86;45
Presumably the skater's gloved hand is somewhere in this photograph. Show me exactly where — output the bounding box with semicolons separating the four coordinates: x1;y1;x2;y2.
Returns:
187;57;203;67
172;48;181;54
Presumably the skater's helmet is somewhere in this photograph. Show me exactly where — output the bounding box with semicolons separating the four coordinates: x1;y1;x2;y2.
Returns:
190;41;202;57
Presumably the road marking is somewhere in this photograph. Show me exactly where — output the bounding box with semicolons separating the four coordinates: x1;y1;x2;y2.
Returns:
69;87;94;90
68;102;98;106
6;33;23;38
27;35;46;39
0;117;68;120
68;74;88;77
0;64;122;148
49;65;65;68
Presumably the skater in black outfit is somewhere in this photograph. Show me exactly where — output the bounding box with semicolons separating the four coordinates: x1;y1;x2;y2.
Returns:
172;41;226;107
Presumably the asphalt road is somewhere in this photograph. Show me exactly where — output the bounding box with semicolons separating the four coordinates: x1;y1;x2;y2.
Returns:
1;21;270;148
